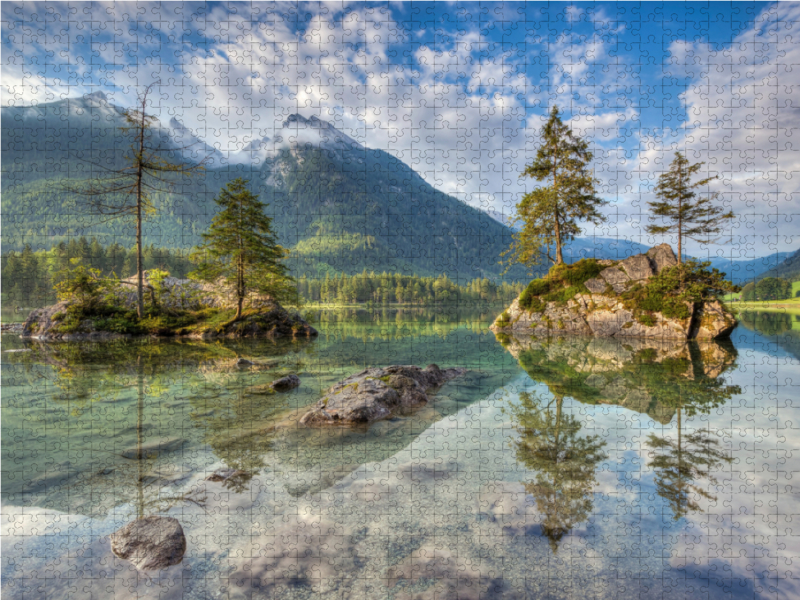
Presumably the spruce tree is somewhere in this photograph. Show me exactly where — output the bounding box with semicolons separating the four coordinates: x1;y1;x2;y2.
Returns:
505;106;606;269
646;152;735;264
190;178;295;321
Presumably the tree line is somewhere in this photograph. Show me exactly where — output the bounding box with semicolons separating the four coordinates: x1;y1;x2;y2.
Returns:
296;272;524;305
1;238;523;308
740;277;795;302
1;239;194;307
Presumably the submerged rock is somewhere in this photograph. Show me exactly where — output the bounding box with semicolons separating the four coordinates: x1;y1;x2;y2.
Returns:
110;516;186;570
492;244;736;340
270;374;300;391
299;364;466;426
120;437;186;460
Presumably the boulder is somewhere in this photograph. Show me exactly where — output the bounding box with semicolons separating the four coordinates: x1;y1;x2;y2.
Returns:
110;516;186;570
270;374;300;391
692;300;737;340
599;266;631;293
584;277;608;294
121;437;186;460
646;243;678;273
299;364;466;426
619;254;655;281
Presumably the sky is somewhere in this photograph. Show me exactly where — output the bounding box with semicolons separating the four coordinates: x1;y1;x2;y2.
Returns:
2;1;799;258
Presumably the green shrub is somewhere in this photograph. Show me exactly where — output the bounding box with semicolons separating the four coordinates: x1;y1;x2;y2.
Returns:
636;313;657;327
495;311;511;327
550;259;604;286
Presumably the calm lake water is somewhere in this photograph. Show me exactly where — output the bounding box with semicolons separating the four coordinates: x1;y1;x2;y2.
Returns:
1;307;798;599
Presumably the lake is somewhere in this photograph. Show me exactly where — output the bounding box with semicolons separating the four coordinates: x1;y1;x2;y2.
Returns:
1;307;797;599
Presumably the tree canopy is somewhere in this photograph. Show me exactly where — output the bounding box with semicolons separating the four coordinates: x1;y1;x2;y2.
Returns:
190;178;296;320
504;106;606;270
646;152;734;264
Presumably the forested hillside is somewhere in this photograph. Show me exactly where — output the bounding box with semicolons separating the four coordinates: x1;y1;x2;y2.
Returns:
2;95;524;282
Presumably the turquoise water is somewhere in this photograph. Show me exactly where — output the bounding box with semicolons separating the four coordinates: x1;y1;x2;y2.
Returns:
1;307;798;599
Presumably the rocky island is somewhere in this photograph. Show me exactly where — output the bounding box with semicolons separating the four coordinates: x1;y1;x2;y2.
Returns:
492;244;737;340
20;271;316;341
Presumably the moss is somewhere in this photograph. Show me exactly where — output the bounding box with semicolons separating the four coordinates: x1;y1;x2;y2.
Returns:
495;311;511;328
557;318;565;330
635;313;657;327
622;283;691;322
495;332;511;346
519;259;604;311
622;321;634;329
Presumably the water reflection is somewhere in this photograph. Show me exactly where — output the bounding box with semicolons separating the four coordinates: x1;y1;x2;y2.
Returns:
4;309;797;599
500;334;740;424
507;390;607;552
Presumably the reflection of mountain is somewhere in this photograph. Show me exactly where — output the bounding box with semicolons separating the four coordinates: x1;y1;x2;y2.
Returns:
498;335;739;424
507;390;607;552
737;311;800;362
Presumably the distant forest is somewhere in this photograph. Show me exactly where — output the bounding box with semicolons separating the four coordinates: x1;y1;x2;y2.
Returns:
1;238;523;308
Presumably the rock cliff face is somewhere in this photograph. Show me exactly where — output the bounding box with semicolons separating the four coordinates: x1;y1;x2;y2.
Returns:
492;244;736;340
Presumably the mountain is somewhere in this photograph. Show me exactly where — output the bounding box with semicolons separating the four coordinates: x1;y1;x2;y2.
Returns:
750;248;800;282
2;97;524;281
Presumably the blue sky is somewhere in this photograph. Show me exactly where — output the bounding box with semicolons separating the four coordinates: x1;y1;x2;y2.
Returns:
3;1;799;256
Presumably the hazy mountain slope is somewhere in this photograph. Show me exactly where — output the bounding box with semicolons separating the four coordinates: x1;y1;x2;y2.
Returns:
749;249;800;282
2;99;522;281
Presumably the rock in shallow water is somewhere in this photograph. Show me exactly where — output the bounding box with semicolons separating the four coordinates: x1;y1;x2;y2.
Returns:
270;374;300;391
110;516;186;570
299;364;466;426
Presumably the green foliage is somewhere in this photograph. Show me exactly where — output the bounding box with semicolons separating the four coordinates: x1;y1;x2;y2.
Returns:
53;261;111;310
518;259;603;311
296;271;523;306
646;152;735;262
1;237;195;308
190;178;297;314
746;277;793;301
503;106;606;270
495;311;511;327
622;260;739;325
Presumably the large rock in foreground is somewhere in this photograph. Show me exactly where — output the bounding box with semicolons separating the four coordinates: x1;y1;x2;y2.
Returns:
299;364;466;426
492;244;736;340
110;516;186;570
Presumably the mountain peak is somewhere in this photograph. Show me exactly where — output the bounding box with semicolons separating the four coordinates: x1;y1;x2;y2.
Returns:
279;113;359;151
83;90;108;104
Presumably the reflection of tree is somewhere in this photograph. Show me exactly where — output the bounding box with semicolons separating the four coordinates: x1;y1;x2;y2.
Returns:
646;428;732;520
739;311;792;336
507;391;607;552
643;343;738;520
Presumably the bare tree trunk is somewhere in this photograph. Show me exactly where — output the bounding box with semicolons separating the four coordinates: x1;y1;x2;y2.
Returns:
135;107;146;318
554;210;563;265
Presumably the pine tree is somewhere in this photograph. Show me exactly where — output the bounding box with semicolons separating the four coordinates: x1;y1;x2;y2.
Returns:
505;106;606;269
190;178;296;321
646;152;734;264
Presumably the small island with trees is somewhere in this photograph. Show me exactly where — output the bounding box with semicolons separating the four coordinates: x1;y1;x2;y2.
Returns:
493;107;739;340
